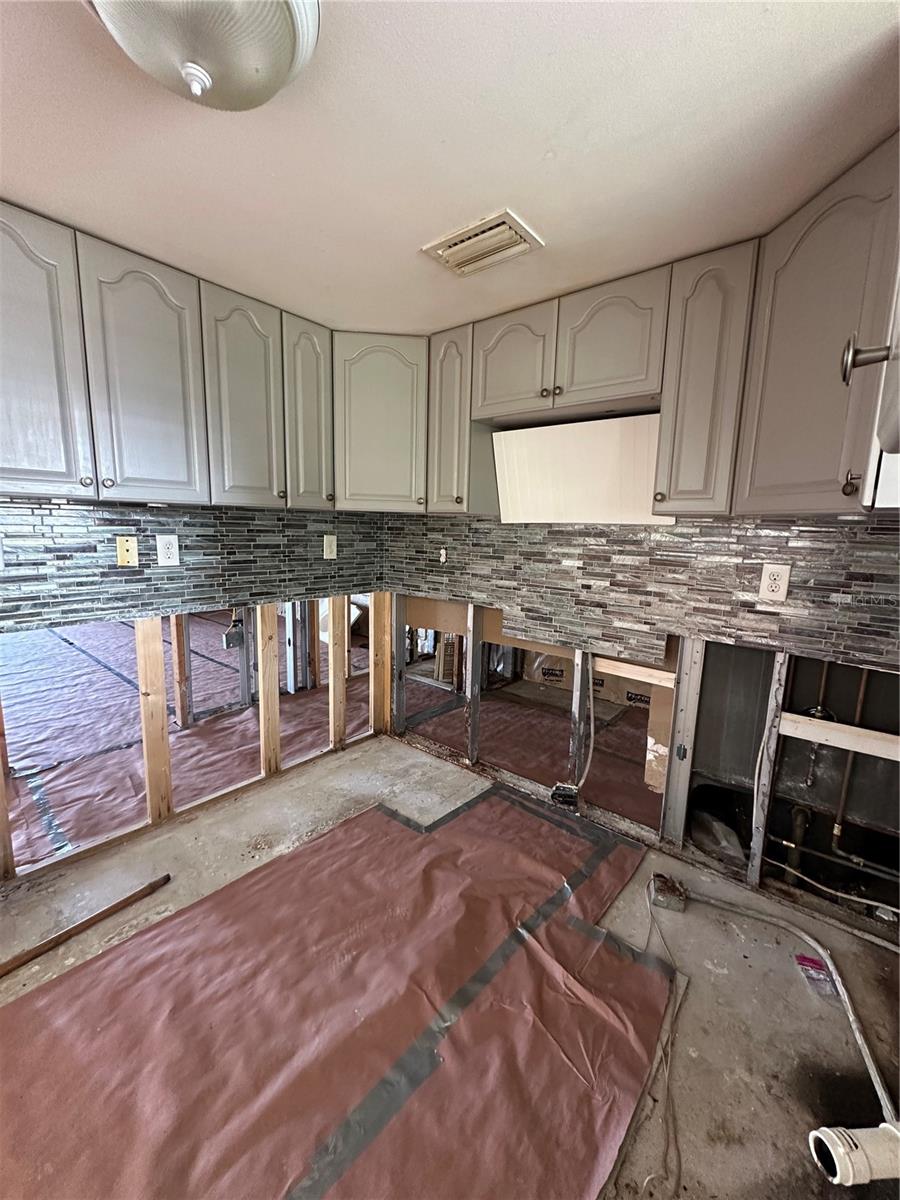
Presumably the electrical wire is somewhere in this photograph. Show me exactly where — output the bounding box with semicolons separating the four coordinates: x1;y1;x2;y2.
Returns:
761;857;900;916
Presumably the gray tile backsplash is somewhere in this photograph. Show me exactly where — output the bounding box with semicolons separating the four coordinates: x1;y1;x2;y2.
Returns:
0;498;897;670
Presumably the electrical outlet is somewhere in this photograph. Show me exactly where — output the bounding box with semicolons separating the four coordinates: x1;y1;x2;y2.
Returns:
323;534;337;560
116;536;139;567
439;546;447;565
759;562;791;602
155;533;180;566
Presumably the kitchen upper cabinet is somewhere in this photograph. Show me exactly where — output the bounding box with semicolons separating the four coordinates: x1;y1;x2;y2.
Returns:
283;313;334;509
471;299;558;419
78;235;210;505
333;333;427;512
427;324;498;515
0;204;95;499
653;242;757;515
202;282;285;507
554;265;671;411
734;135;898;515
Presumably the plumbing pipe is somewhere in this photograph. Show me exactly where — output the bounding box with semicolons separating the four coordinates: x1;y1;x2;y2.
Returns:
804;660;831;787
809;1122;900;1186
768;834;900;885
785;805;809;886
683;889;898;1126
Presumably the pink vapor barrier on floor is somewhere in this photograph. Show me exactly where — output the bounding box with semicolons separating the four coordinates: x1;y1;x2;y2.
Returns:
0;787;670;1200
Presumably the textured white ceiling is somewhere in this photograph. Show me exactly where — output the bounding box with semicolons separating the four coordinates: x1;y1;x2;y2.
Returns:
0;1;897;334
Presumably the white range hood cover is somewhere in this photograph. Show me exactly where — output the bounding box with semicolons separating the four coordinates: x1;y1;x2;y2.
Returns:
492;413;674;526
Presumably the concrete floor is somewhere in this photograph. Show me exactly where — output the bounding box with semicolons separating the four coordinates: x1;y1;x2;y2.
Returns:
1;736;896;1199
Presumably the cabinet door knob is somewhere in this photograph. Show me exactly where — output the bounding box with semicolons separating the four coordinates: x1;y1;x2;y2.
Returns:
79;476;94;488
326;492;335;502
455;496;463;504
654;491;666;503
101;477;116;488
539;387;551;397
277;489;287;499
841;332;890;386
416;497;425;505
552;385;563;396
841;470;861;497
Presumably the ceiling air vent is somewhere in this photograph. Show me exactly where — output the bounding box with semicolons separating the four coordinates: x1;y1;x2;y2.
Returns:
422;210;543;277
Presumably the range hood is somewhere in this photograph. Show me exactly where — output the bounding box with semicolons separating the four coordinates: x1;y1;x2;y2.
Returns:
492;413;674;525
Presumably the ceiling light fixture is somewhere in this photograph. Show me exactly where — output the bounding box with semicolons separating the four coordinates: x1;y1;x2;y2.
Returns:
89;0;320;111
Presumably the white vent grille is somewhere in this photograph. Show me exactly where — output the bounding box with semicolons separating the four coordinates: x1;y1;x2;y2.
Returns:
422;210;543;277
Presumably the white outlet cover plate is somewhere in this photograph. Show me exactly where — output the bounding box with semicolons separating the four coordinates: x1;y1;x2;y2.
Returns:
156;533;180;566
324;534;337;560
759;561;791;601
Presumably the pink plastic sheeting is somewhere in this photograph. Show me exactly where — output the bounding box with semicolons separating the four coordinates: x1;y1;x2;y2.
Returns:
0;787;668;1200
2;613;371;869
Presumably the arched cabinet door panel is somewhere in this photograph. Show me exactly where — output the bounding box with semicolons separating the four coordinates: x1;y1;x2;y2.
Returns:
283;312;334;510
0;204;95;499
202;282;285;508
734;134;898;515
333;333;427;512
427;323;498;515
653;242;757;515
78;235;209;504
555;265;670;410
471;299;558;419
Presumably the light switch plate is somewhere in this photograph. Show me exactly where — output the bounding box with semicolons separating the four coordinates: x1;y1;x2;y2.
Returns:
116;535;139;567
323;534;337;560
759;562;791;601
156;533;180;566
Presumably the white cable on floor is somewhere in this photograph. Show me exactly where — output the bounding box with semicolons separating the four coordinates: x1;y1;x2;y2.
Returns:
685;887;898;1126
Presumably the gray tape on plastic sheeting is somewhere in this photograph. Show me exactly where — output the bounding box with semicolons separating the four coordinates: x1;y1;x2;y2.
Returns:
285;842;613;1200
566;915;675;980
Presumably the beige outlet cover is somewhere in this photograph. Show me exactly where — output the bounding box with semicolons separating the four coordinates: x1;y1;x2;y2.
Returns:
116;536;138;567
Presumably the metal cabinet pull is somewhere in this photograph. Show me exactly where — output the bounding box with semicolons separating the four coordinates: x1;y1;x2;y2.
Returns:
416;497;425;505
841;470;861;497
841;332;890;386
79;476;94;488
277;489;286;499
539;387;551;397
326;492;335;502
101;477;115;488
654;491;666;503
552;385;563;396
455;496;463;504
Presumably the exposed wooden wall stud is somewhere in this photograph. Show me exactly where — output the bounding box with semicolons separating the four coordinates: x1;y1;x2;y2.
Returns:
136;616;173;825
369;592;392;734
169;614;192;728
329;595;348;750
257;603;282;776
0;695;15;880
464;603;484;764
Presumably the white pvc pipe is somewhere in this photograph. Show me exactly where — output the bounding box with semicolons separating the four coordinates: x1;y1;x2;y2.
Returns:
810;1122;900;1186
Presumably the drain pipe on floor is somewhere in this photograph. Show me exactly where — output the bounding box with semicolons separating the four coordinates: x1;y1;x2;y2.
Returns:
671;884;899;1186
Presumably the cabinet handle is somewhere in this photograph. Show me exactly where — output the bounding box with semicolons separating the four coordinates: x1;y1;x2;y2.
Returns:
101;477;116;488
654;492;666;503
79;476;94;488
416;497;425;505
277;489;286;499
841;470;861;497
552;385;563;396
841;332;890;386
539;387;551;397
455;496;463;504
326;493;335;502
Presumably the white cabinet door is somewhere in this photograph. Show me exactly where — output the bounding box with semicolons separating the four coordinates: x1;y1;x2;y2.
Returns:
734;134;898;514
0;205;95;499
554;265;670;410
333;333;427;512
654;242;757;514
283;313;334;509
78;235;209;504
428;325;498;515
471;299;557;419
202;282;285;507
